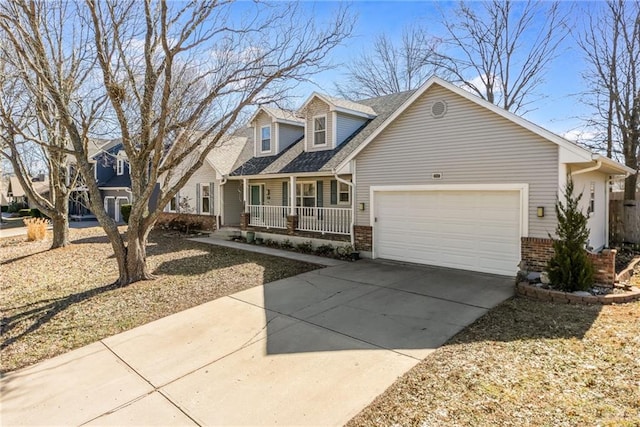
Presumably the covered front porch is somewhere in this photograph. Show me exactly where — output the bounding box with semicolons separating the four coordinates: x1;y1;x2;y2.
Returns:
233;174;354;239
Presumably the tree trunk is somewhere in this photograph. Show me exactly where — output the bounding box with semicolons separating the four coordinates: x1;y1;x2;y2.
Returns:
49;192;71;249
50;213;69;249
118;220;154;285
625;172;638;201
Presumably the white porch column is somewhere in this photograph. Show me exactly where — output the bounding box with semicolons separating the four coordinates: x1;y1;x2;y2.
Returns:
289;176;296;216
243;178;249;212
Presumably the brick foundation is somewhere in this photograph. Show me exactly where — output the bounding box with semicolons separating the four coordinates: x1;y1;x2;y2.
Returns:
521;237;616;286
155;212;217;231
240;212;250;231
354;225;372;252
286;215;298;235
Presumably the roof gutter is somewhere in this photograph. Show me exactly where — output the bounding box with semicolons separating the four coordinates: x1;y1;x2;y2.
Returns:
333;169;355;247
570;160;602;177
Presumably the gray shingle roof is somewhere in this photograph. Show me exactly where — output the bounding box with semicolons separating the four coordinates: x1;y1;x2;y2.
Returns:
229;90;415;176
321;94;377;116
100;173;131;188
262;107;304;124
206;130;252;175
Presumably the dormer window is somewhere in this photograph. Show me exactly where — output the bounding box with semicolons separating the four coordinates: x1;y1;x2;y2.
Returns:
313;115;326;146
261;126;271;152
116;158;124;176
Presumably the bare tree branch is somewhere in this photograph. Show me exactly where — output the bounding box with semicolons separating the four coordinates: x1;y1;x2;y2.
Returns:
431;0;571;115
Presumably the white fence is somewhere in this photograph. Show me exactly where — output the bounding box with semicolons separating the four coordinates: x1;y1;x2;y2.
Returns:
296;206;351;235
248;205;288;229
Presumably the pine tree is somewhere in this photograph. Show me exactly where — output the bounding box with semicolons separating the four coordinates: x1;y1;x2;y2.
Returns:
547;179;594;292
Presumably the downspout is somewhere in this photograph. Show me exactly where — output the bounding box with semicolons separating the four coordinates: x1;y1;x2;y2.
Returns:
218;175;228;229
333;169;355;247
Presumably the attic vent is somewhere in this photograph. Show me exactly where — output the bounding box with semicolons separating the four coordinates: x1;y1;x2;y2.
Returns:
431;100;447;118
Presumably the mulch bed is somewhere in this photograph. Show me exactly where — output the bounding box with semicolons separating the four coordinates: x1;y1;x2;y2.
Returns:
0;226;319;373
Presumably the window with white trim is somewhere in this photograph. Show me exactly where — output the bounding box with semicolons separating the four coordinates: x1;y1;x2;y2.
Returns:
296;182;316;208
169;196;177;212
261;126;271;152
201;184;211;214
588;182;595;215
313;116;326;146
338;182;350;203
116;158;124;176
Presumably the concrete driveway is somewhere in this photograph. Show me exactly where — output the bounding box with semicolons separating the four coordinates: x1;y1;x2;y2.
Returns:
1;260;514;426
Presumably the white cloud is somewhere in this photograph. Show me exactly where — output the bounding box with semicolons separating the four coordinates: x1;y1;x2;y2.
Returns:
459;74;503;98
563;129;598;143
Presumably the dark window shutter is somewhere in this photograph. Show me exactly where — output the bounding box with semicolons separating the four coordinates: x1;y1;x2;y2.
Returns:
196;184;201;214
282;181;289;217
330;180;337;205
210;182;216;215
316;180;323;219
316;180;323;207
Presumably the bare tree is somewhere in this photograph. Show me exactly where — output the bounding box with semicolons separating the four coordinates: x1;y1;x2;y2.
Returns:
336;26;441;99
578;0;639;201
0;0;353;285
431;0;571;114
0;34;77;249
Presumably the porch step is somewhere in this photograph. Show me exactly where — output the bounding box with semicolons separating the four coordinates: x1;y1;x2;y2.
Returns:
212;227;242;240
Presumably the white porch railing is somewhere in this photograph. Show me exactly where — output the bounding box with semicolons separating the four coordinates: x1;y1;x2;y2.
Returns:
297;207;351;235
248;205;288;229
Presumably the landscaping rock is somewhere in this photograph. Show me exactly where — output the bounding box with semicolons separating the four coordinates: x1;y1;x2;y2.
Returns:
526;272;541;282
540;271;551;285
572;291;592;297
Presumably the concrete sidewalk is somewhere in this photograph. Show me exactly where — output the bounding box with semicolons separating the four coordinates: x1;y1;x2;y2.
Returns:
0;261;514;426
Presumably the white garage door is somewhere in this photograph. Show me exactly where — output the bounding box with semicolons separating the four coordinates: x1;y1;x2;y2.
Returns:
374;190;521;276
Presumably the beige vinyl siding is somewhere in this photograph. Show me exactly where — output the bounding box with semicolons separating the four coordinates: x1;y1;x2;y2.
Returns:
174;162;218;214
572;170;608;250
254;111;275;157
305;98;333;151
250;176;352;208
222;180;243;226
355;85;558;238
278;123;304;152
336;113;367;145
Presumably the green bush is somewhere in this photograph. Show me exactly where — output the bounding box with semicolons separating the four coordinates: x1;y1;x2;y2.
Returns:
30;208;42;218
296;240;314;254
280;239;294;250
315;244;335;256
8;201;27;213
1;205;7;212
120;204;132;224
18;208;32;217
547;179;594;292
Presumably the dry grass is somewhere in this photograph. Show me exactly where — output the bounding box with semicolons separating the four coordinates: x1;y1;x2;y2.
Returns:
0;226;319;373
23;217;49;241
348;297;640;427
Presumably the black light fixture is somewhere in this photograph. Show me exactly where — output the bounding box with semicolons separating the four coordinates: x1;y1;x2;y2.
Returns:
537;206;545;218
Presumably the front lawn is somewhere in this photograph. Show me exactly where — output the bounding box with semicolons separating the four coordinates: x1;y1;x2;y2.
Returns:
348;297;640;426
0;227;319;373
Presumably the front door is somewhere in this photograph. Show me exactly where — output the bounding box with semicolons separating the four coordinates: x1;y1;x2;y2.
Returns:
250;185;262;206
250;184;263;222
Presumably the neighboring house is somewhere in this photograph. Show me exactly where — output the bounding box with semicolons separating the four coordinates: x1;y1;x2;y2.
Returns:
213;76;633;279
67;138;124;221
163;130;250;229
6;175;50;208
91;139;133;222
0;176;9;207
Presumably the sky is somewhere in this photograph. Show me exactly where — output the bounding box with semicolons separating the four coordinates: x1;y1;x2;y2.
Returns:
285;1;595;140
